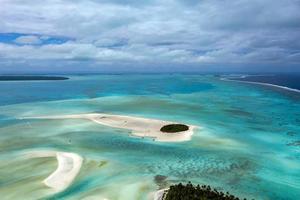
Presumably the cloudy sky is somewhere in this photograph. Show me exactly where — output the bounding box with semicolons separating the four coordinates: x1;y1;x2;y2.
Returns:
0;0;300;73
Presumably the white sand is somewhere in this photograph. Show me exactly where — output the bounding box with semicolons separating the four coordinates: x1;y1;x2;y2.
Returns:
153;189;168;200
44;152;83;192
25;113;197;142
24;150;83;192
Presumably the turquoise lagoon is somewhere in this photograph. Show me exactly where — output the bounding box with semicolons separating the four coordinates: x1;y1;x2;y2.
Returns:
0;75;299;199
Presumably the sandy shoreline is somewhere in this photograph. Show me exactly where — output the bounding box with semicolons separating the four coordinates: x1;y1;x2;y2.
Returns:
24;113;197;142
24;150;83;192
153;188;168;200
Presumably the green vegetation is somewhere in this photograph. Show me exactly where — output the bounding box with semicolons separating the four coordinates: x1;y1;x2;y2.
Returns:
164;182;248;200
0;75;69;81
160;124;189;133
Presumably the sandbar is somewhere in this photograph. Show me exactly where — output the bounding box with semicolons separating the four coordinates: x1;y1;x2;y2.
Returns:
23;113;197;142
24;150;83;192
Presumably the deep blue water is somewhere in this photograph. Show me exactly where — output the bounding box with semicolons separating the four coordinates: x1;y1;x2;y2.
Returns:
231;74;300;91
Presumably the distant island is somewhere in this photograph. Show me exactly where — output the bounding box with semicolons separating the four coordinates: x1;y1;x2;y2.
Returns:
0;75;69;81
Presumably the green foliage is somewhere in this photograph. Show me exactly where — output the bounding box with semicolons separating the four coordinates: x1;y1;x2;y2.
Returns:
160;124;189;133
164;182;248;200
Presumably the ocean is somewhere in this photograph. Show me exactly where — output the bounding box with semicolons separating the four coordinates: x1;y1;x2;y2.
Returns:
226;74;300;92
0;74;299;200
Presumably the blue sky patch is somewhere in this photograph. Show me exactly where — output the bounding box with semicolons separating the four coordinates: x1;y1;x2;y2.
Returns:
0;33;70;45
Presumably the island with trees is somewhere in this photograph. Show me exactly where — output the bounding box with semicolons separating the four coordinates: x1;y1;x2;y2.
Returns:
160;124;189;133
0;75;69;81
162;182;249;200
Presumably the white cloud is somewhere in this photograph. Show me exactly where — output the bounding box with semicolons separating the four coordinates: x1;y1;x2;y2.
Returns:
14;35;42;45
0;0;299;69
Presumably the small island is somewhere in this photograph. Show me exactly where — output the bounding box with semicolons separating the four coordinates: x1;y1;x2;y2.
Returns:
160;124;189;133
162;182;247;200
24;113;196;142
0;75;69;81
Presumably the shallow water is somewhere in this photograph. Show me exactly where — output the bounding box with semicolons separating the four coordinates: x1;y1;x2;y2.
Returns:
0;75;299;200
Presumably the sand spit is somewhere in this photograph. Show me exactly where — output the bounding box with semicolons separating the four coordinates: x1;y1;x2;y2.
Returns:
24;113;197;142
24;151;83;192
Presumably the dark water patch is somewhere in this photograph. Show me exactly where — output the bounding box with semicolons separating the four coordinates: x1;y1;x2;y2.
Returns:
154;175;168;189
223;109;253;118
287;131;297;136
287;141;300;146
245;117;273;126
248;126;269;132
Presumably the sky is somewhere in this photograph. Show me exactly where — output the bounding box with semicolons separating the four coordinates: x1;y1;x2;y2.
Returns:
0;0;300;73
